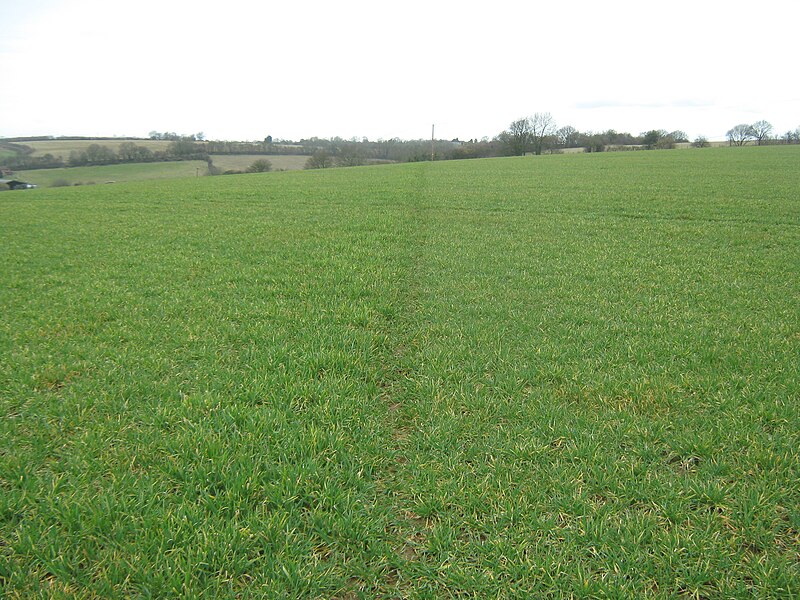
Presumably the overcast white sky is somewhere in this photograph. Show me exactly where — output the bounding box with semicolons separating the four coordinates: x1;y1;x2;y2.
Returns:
1;0;798;142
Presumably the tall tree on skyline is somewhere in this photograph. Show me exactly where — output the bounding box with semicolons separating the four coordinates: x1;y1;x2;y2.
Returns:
529;112;557;155
727;124;755;146
750;120;773;145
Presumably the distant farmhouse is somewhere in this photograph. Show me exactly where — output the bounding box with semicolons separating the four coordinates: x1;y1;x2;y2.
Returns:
0;178;37;190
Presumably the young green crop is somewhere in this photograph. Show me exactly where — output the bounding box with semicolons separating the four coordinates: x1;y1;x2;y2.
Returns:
1;146;798;597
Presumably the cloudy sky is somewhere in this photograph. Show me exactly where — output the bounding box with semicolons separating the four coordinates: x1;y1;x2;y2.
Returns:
1;0;797;142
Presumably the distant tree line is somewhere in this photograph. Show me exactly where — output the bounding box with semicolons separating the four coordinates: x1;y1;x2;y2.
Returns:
2;139;210;170
725;121;800;146
300;116;799;169
66;140;209;166
295;120;701;168
497;115;800;156
496;113;694;156
3;119;798;173
148;131;205;141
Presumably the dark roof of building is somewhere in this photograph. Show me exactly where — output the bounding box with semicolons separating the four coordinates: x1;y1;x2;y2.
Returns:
0;179;37;188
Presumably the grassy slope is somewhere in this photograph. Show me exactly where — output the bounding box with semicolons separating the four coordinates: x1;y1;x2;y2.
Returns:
23;139;175;158
210;155;310;172
14;161;210;187
1;147;798;597
14;156;309;187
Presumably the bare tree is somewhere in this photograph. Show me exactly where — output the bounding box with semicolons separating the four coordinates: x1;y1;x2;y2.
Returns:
556;125;580;148
727;124;755;146
529;112;556;155
118;142;154;162
750;120;773;145
246;158;272;173
85;144;116;164
304;150;333;169
502;118;534;156
336;143;365;167
642;130;666;149
668;130;689;143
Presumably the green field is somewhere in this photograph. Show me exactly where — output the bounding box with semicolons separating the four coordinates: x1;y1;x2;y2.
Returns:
23;139;175;158
13;156;311;188
14;161;210;187
210;155;310;172
1;147;798;597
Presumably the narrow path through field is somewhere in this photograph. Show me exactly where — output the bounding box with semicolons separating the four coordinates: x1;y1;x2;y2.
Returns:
369;163;434;594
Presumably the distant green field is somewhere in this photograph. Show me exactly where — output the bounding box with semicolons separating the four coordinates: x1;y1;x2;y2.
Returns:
210;154;310;172
11;154;309;188
1;147;798;597
23;139;175;158
21;141;309;171
15;161;209;186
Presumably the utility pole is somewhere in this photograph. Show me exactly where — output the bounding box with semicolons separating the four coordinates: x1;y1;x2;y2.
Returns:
431;124;435;161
